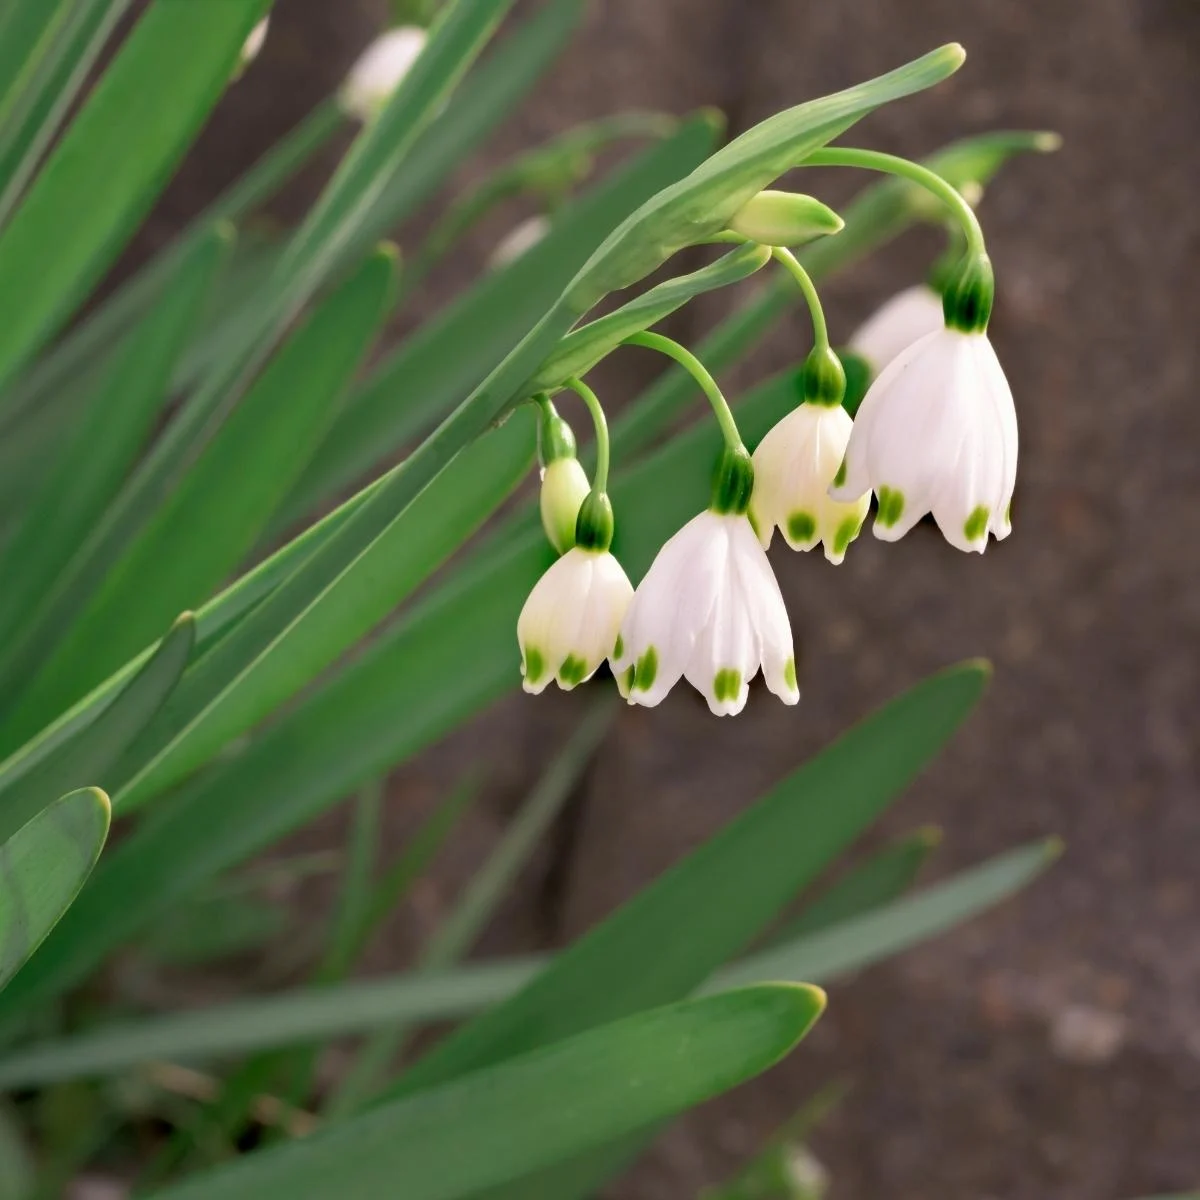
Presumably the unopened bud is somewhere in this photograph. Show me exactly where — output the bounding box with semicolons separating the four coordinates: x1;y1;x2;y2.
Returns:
233;17;268;79
540;458;591;554
339;26;427;122
728;191;844;246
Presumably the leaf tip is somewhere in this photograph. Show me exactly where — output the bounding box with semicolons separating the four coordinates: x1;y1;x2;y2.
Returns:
943;42;968;70
693;106;727;139
1034;131;1063;153
1041;835;1065;863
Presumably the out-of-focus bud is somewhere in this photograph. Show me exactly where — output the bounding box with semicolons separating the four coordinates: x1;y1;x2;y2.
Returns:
727;191;844;246
489;214;551;269
339;26;428;122
233;17;268;80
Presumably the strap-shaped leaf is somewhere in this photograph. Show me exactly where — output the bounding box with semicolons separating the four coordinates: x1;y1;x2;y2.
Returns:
0;227;229;736
526;243;771;393
0;787;109;992
0;614;192;848
280;112;720;524
0;0;271;398
15;247;398;730
0;839;1055;1085
143;986;824;1200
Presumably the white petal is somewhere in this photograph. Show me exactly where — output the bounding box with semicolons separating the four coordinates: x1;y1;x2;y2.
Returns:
728;518;799;705
848;284;945;374
684;542;757;716
971;334;1018;538
340;27;427;120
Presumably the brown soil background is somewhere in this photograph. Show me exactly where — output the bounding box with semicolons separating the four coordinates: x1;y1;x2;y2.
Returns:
122;1;1200;1196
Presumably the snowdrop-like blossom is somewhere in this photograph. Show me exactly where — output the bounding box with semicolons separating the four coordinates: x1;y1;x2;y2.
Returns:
518;545;633;694
239;17;269;69
847;283;944;376
489;214;550;269
339;26;427;122
830;324;1017;552
611;505;799;717
751;401;868;564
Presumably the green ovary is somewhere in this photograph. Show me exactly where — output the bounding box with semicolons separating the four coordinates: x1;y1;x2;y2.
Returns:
786;511;817;543
876;486;905;527
963;504;989;542
713;668;742;703
523;646;546;684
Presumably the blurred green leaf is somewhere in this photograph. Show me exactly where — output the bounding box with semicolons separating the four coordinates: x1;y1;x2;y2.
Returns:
137;894;289;968
0;0;70;131
767;826;939;946
0;227;229;732
527;243;770;393
329;699;616;1115
0;1098;33;1200
0;0;271;398
0;787;109;992
0;837;1057;1085
113;405;536;812
279;111;721;526
0;614;193;848
144;986;824;1200
18;246;398;726
0;0;135;229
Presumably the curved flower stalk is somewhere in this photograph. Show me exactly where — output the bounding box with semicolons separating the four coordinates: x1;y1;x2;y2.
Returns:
339;27;429;122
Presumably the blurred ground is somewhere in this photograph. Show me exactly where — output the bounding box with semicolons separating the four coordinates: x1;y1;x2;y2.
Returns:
132;0;1200;1196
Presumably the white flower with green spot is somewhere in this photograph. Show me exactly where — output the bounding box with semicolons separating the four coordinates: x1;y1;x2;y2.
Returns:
830;254;1017;552
518;493;633;693
339;26;427;122
750;347;869;564
847;283;944;376
611;450;799;717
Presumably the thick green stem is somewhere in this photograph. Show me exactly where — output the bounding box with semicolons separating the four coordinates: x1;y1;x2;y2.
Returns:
802;147;985;256
562;377;609;492
623;331;743;453
770;246;829;350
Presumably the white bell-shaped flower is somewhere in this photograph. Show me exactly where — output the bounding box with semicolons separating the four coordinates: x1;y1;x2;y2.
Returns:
750;347;869;564
518;547;633;693
830;325;1017;552
611;506;799;717
751;403;868;564
848;283;943;375
490;214;550;269
339;26;427;122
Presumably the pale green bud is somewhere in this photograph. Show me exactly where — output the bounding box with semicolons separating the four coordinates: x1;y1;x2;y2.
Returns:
540;456;591;554
727;191;844;246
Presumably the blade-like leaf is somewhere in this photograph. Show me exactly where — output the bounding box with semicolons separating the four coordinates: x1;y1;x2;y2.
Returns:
279;112;722;526
768;826;939;945
0;614;192;847
0;0;70;132
144;986;824;1200
526;242;770;393
0;838;1056;1087
0;0;271;397
0;787;110;991
17;246;398;726
0;226;229;725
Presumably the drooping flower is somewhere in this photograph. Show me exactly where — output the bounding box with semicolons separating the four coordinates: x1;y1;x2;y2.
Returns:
847;283;944;377
612;450;799;716
339;26;427;122
750;346;869;564
830;255;1017;552
518;493;633;693
490;214;550;269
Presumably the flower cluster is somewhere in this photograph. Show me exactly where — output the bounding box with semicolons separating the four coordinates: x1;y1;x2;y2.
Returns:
516;181;1018;716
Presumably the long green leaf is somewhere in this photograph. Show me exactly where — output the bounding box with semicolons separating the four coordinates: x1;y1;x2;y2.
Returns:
0;0;135;229
0;0;271;397
17;246;398;726
329;699;616;1115
279;111;721;527
526;243;770;393
0;0;70;134
0;614;193;849
145;986;824;1200
0;787;110;992
0;838;1056;1087
0;227;229;727
768;826;939;945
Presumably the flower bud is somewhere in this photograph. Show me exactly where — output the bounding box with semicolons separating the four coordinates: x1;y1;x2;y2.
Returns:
540;458;591;554
339;26;427;122
233;17;268;79
728;191;844;246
